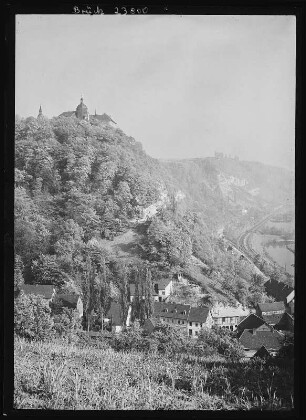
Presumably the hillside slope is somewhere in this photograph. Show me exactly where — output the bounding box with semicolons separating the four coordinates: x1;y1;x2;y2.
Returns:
14;114;293;310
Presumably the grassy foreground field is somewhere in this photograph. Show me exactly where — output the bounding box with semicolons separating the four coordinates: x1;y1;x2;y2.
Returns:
14;337;294;410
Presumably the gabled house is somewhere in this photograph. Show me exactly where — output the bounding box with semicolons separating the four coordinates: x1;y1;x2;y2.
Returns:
56;294;83;318
152;279;173;302
236;313;272;334
152;302;213;337
188;307;214;337
154;302;190;332
104;302;125;333
237;329;283;352
211;303;250;331
274;312;294;333
256;301;286;317
19;284;56;303
129;279;174;303
236;313;284;354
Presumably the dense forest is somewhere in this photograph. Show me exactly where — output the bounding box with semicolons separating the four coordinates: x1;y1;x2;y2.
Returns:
14;114;294;328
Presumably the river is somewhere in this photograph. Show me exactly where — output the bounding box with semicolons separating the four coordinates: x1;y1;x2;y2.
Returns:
250;231;295;276
265;242;294;276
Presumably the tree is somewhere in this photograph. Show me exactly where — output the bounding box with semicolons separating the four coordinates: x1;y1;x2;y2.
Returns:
53;306;82;341
14;293;54;341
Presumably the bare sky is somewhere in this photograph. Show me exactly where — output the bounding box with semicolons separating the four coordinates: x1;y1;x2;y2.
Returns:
16;15;295;170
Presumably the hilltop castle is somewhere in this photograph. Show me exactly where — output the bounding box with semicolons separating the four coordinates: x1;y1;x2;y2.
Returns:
37;96;117;126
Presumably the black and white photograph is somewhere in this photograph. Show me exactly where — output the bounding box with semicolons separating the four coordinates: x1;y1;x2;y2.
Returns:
10;7;299;412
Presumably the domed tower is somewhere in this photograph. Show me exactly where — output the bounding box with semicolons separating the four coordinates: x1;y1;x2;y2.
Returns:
75;96;89;121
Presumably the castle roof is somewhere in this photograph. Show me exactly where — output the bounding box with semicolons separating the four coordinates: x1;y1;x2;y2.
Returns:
76;97;88;110
91;113;116;124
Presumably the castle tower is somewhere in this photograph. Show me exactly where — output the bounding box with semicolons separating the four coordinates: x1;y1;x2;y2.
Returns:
75;96;89;121
37;105;43;119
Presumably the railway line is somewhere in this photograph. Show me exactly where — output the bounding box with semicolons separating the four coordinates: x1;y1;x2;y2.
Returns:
225;205;285;271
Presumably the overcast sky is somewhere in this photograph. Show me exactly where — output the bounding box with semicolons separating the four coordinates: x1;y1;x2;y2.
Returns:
16;15;295;170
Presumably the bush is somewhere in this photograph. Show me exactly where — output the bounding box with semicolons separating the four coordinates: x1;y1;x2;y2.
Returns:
197;326;244;361
14;293;54;341
276;333;294;360
53;307;82;342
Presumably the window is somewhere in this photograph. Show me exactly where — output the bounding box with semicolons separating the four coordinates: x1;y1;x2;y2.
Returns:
178;320;180;324
189;322;192;326
222;317;225;323
195;331;198;336
189;329;192;336
181;321;184;324
200;323;202;328
162;291;165;295
195;323;198;327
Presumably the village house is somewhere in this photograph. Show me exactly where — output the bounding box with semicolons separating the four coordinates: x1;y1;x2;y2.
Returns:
103;302;132;333
19;284;56;304
211;302;250;331
148;302;213;337
236;313;284;357
273;312;294;333
152;279;173;302
129;279;173;303
103;302;124;333
255;301;287;327
56;294;83;318
187;306;214;337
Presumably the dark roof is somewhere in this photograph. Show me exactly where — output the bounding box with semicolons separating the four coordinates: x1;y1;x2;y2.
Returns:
106;302;123;326
237;314;267;331
188;306;210;323
153;279;172;290
20;284;55;299
252;346;271;359
154;302;190;320
264;279;293;301
274;312;294;332
239;329;283;350
91;113;116;124
258;301;286;313
57;294;80;308
59;111;76;117
153;302;211;323
261;313;284;326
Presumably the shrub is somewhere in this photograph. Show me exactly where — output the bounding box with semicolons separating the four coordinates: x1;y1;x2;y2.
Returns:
197;326;244;361
276;333;294;360
14;293;54;341
53;307;82;342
